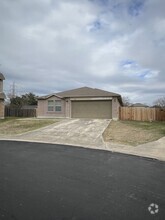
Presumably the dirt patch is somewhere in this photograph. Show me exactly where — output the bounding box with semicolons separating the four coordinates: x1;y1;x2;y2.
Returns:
103;120;165;146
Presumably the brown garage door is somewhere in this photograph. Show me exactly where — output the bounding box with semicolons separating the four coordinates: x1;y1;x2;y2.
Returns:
71;100;112;119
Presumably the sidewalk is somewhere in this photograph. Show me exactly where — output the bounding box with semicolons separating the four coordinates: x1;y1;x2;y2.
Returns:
105;137;165;161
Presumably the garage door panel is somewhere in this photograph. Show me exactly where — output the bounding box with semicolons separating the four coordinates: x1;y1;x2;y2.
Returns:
71;100;112;119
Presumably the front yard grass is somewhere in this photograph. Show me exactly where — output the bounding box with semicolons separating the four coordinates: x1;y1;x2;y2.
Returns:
103;120;165;146
0;117;59;136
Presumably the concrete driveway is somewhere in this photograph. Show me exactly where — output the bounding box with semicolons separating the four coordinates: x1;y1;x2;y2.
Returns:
1;118;164;161
16;119;110;149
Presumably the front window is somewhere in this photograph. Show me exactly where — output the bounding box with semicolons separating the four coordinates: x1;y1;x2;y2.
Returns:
48;100;62;112
48;100;54;111
55;100;62;112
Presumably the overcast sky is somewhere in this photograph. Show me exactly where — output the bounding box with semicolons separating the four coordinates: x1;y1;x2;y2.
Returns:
0;0;165;105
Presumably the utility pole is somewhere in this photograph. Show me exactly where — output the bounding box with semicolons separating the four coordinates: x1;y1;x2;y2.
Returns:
12;82;16;98
8;82;16;99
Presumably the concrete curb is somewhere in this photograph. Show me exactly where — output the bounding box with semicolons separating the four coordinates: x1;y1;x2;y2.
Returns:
0;136;165;162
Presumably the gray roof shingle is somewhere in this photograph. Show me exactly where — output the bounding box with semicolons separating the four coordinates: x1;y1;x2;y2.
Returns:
56;86;121;98
38;87;123;104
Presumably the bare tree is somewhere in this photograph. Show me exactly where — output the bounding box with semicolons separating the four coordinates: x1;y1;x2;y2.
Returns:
122;96;132;106
153;97;165;108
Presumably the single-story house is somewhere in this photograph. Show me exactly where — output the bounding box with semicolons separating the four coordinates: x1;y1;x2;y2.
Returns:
0;73;5;119
37;87;122;119
131;103;149;107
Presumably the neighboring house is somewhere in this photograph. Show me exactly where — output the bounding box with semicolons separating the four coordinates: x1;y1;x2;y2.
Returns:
131;103;149;107
0;73;5;119
37;87;122;119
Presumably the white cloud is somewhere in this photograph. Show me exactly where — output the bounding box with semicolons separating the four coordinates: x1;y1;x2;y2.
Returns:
0;0;164;105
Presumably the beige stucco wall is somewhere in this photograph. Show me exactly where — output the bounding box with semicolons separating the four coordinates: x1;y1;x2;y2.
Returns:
112;97;120;120
65;98;71;118
0;78;5;119
37;96;121;119
37;96;67;118
0;101;5;119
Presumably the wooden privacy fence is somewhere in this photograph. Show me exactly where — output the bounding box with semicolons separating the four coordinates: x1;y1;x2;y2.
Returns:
119;107;165;121
5;107;36;117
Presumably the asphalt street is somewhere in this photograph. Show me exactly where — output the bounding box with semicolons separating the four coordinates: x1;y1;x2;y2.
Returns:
0;140;165;220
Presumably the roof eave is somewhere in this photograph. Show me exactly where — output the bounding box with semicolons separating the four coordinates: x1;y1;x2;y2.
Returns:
117;95;123;106
38;94;64;100
0;73;5;80
0;92;6;100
